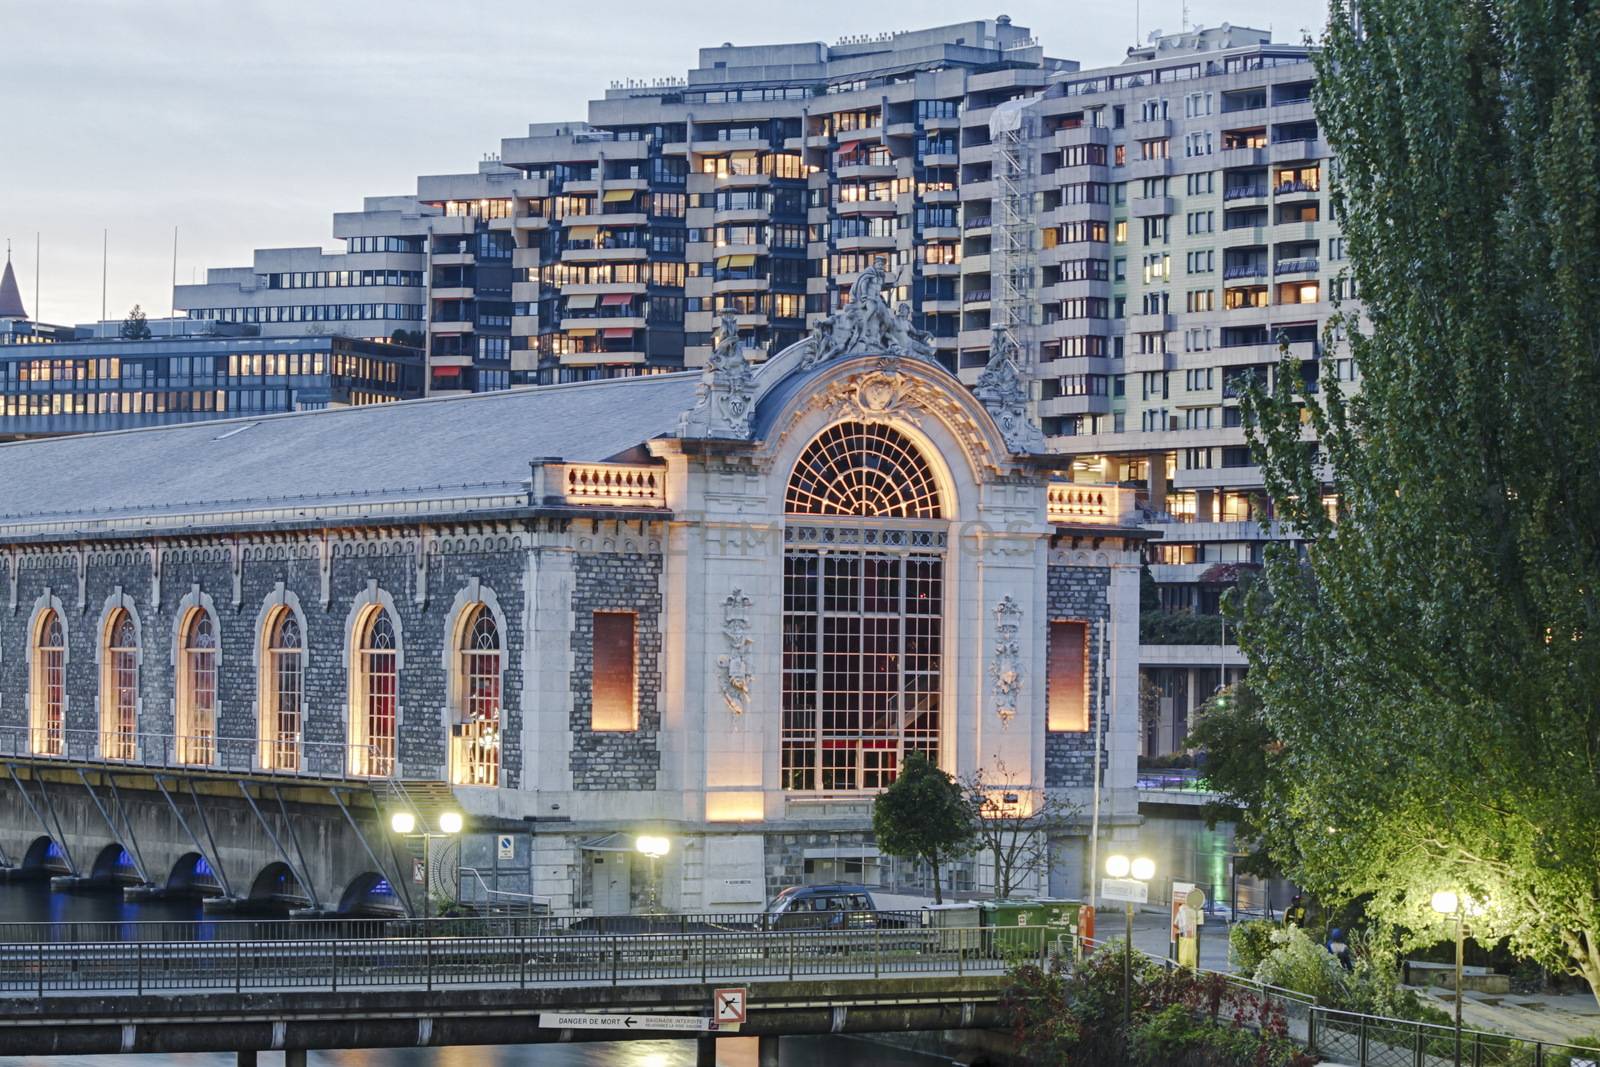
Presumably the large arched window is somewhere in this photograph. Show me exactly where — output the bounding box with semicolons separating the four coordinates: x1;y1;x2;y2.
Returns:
30;610;66;756
351;607;397;777
781;422;946;792
101;610;139;761
785;421;945;519
261;607;303;772
451;604;501;786
177;609;218;765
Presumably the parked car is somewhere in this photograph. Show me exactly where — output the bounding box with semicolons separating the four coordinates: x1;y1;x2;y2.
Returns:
764;884;881;929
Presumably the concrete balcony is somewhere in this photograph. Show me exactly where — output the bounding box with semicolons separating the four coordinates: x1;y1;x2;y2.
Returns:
919;152;959;168
921;189;959;205
1124;350;1173;373
835;163;897;181
711;276;771;294
1216;147;1267;168
428;319;474;333
1053;201;1112;224
921;262;961;277
1126;157;1174;180
712;172;770;190
562;212;648;229
560;246;647;264
1129;312;1173;334
834;198;897;216
431;252;474;267
1054;125;1110;148
1130;196;1175;218
1039;393;1112;418
560;315;645;332
1270;138;1328;164
1129;117;1172;140
514;216;550;232
713;207;772;226
431;287;474;302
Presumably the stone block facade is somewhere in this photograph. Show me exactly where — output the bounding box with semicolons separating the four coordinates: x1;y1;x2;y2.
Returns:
1044;561;1112;791
568;552;664;791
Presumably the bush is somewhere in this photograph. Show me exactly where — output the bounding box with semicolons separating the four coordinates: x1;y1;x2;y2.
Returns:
1141;610;1230;645
1230;919;1278;975
1253;926;1348;1005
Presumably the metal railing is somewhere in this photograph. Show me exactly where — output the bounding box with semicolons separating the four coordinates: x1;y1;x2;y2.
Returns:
1136;767;1216;793
0;726;440;783
0;909;932;944
1274;256;1320;275
0;922;1035;999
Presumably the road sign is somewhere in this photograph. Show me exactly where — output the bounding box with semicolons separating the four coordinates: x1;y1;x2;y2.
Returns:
412;857;425;884
714;987;747;1024
1101;877;1148;904
497;834;515;860
538;1012;721;1033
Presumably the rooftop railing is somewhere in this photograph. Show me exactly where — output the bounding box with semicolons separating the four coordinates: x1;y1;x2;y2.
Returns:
1047;484;1137;526
549;462;667;508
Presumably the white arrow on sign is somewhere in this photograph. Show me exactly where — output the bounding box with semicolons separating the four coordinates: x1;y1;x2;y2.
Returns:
538;1012;722;1033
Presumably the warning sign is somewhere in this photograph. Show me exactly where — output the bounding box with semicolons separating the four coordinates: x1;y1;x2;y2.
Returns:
713;987;747;1025
497;834;515;860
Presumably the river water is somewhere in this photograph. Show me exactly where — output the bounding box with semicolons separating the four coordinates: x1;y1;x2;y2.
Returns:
0;883;953;1067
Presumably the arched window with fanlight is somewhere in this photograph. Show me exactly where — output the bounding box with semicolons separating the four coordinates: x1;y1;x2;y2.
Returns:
177;609;218;765
101;609;139;761
260;607;303;772
30;609;66;756
450;604;501;786
350;607;398;777
781;421;947;792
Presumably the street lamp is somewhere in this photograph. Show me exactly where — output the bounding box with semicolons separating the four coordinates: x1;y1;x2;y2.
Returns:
1431;890;1482;1067
1106;853;1155;1036
636;834;670;915
390;810;463;920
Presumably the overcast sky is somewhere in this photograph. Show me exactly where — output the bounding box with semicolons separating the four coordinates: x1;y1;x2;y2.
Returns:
1;0;1327;326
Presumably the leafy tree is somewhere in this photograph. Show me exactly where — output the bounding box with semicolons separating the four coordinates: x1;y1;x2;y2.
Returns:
872;752;975;903
963;759;1079;898
119;304;151;340
1185;683;1280;878
1236;0;1600;1003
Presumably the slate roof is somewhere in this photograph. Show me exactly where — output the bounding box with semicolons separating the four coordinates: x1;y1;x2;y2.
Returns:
0;259;26;320
0;372;700;528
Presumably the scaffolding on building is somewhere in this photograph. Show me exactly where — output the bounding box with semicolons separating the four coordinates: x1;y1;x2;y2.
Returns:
988;93;1043;383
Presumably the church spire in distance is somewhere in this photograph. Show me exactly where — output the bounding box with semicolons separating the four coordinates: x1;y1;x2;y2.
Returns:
0;240;27;320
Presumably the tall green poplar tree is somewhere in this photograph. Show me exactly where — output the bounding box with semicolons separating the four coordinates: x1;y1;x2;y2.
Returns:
1237;0;1600;999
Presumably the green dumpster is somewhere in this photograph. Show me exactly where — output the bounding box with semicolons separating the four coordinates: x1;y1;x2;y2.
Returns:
981;900;1050;955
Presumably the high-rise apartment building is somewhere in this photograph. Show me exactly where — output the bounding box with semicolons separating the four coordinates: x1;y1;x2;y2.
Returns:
175;19;1343;751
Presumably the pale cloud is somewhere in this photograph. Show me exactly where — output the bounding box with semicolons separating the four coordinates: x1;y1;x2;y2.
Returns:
0;0;1326;325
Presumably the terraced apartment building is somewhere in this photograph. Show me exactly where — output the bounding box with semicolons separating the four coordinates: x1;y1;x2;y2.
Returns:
174;18;1344;753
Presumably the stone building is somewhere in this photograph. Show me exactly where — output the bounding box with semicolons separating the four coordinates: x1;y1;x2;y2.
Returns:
0;273;1143;913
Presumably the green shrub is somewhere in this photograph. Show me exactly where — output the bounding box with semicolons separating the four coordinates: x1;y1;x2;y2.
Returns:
1230;919;1279;975
1253;925;1348;1005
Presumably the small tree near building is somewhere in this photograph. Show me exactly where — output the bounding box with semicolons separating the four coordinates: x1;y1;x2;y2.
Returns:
872;752;976;904
119;305;151;340
963;760;1079;899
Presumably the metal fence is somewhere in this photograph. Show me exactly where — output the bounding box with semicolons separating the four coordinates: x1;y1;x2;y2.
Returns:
0;923;1037;998
1074;933;1600;1067
0;909;931;945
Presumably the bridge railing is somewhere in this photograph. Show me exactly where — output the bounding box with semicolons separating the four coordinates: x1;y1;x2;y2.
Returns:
0;726;443;782
0;923;1046;998
0;909;932;944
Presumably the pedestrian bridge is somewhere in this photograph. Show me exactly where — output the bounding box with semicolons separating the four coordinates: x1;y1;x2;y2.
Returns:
0;917;1036;1062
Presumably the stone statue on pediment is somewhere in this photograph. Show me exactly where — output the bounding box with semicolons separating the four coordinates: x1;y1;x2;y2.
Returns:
678;313;756;439
975;326;1046;453
799;259;939;369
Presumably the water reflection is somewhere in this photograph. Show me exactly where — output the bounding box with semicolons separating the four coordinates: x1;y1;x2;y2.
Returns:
0;1035;949;1066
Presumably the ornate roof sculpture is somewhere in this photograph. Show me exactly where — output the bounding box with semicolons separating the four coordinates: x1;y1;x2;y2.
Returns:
974;326;1046;454
798;261;936;369
677;313;756;439
676;258;1048;456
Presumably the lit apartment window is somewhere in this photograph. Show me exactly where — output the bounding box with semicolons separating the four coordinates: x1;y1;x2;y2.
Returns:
452;604;502;786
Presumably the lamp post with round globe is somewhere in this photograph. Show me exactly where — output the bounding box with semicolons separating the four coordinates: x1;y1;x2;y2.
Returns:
389;810;463;920
1431;889;1483;1067
1106;853;1156;1034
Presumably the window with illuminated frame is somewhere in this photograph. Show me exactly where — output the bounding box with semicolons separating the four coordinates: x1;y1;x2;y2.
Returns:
101;609;139;761
350;607;398;777
30;609;66;756
176;608;218;766
782;421;947;792
451;604;501;786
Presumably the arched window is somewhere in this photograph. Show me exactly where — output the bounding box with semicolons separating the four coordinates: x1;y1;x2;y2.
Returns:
261;608;303;772
785;421;945;519
101;610;139;761
781;422;946;792
451;604;501;786
177;609;217;765
351;607;397;777
30;610;65;756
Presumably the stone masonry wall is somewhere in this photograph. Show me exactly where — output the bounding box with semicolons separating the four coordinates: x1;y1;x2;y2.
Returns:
568;551;663;791
0;528;527;787
1044;563;1111;790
